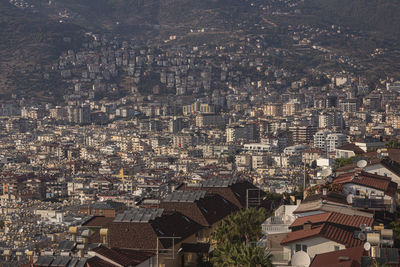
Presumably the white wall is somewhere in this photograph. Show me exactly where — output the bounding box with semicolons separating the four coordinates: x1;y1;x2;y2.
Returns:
364;164;400;188
284;237;345;260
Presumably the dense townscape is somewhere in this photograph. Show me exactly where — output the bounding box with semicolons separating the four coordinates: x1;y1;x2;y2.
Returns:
1;0;400;267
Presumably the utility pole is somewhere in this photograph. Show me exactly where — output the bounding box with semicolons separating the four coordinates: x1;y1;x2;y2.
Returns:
303;160;306;191
155;236;181;267
156;237;159;267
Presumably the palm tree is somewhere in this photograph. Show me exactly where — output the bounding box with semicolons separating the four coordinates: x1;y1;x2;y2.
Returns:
236;245;272;267
211;208;270;266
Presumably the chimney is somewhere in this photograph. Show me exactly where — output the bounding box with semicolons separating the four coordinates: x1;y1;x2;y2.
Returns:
296;199;301;206
26;250;33;262
16;251;23;262
338;256;350;261
100;228;108;246
77;244;85;258
303;221;312;231
69;226;78;242
322;188;327;196
3;250;10;262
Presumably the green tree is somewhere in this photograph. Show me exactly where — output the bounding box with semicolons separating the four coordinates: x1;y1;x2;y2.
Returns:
212;208;268;246
334;157;354;168
390;218;400;247
236;245;273;267
211;208;271;266
386;140;400;149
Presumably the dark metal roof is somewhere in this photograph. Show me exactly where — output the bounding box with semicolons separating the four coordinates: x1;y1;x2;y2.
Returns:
201;177;238;188
35;256;54;266
113;208;164;223
163;190;206;203
57;241;76;251
50;256;71;267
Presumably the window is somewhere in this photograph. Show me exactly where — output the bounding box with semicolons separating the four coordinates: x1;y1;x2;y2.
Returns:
295;244;301;252
302;245;307;252
334;246;340;251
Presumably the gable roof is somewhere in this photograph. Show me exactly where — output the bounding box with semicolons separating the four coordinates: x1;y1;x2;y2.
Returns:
336;144;365;155
310;246;365;267
289;212;373;230
91;245;153;266
83;216;114;228
303;191;348;205
333;171;397;197
178;179;263;209
378;158;400;177
108;210;203;250
281;223;363;248
160;193;238;226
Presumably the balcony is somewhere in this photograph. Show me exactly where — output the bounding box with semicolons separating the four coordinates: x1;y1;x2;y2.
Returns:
268;250;291;265
352;197;392;211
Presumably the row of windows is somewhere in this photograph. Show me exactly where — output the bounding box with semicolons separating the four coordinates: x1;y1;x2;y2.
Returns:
295;244;340;253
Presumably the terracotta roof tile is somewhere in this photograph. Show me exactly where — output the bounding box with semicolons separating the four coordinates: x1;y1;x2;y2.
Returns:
281;223;363;248
289;212;373;230
333;171;397;197
310;246;365;267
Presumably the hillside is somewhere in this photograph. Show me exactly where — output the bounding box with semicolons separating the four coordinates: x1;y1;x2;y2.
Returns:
302;0;400;41
31;0;254;36
0;0;82;101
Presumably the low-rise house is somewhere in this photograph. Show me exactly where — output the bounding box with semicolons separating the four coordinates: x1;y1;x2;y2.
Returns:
332;171;398;213
280;212;373;261
159;190;238;242
335;143;365;159
106;208;203;267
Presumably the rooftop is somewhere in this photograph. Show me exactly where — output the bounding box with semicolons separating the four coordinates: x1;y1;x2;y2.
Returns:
113;208;164;223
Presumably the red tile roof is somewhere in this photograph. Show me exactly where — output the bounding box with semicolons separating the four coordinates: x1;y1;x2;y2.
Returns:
310;246;365;267
290;212;373;230
281;223;363;248
289;212;331;228
333;171;397;197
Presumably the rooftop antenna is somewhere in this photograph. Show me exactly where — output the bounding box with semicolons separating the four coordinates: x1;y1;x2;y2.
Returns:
346;194;354;204
321;168;332;177
358;232;366;241
360;224;367;231
356;160;368;169
291;251;310;267
364;242;371;252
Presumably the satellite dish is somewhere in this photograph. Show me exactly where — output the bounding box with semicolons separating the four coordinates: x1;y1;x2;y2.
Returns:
360;224;367;231
291;251;311;267
321;168;332;177
357;160;368;168
346;194;353;204
327;177;333;183
358;232;366;241
364;242;371;251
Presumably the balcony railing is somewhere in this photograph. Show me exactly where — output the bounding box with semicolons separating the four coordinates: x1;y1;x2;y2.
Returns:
268;251;291;263
262;224;290;234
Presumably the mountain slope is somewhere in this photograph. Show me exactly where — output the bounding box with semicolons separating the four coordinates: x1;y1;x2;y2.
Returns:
0;0;82;101
302;0;400;41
